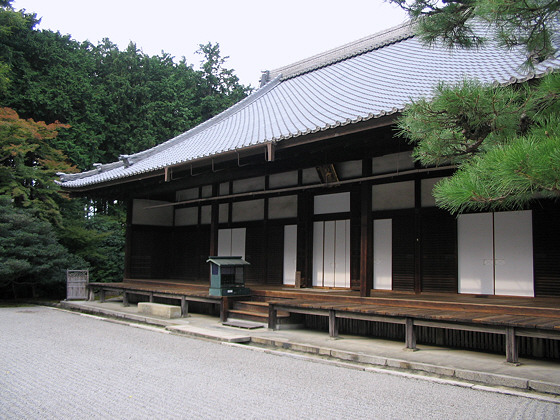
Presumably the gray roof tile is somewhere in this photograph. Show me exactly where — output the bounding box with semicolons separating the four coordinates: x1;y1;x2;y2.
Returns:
58;22;560;189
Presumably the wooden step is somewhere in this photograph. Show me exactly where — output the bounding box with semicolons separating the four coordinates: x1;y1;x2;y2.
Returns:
233;301;270;314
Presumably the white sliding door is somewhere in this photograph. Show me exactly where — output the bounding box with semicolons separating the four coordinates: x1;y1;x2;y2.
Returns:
373;219;392;290
458;211;533;297
494;211;534;296
283;225;297;285
458;213;495;295
313;220;350;288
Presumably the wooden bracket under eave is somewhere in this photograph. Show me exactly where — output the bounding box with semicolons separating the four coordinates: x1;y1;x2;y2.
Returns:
164;167;171;182
266;143;275;162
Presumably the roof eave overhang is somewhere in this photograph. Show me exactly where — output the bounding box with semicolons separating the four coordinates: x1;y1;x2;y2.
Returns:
276;113;398;151
60;113;399;195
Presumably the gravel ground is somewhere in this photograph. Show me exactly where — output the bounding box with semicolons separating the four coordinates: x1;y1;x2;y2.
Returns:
1;306;559;419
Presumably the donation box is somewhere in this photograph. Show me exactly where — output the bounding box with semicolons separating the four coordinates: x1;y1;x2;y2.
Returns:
207;256;251;297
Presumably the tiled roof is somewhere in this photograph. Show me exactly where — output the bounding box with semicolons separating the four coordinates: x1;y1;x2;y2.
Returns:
58;22;560;189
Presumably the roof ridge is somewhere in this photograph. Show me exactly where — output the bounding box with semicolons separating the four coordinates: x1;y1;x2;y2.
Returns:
268;20;414;80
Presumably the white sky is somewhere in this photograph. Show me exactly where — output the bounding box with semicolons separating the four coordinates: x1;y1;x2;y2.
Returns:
11;0;408;87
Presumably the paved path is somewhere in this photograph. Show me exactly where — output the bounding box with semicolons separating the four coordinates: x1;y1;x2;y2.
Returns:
1;306;559;419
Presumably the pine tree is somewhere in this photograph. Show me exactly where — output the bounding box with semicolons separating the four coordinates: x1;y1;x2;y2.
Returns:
391;0;560;212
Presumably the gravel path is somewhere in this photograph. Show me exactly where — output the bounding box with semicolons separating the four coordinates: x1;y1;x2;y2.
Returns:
1;306;558;419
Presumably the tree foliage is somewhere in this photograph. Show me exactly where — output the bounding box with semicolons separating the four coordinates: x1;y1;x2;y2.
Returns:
0;7;251;169
0;196;85;298
392;0;560;213
0;107;75;225
0;1;252;291
392;0;560;65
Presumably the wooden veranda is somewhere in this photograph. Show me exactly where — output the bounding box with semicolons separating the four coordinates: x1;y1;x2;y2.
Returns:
87;280;560;364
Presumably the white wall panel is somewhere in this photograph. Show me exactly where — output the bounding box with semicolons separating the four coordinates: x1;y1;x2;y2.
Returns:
231;228;246;258
372;151;414;175
233;176;265;193
314;192;350;214
336;160;362;179
232;199;264;222
219;203;229;223
283;225;297;285
269;171;298;189
268;195;297;219
175;207;198;226
175;188;199;202
302;167;320;185
373;219;392;290
217;229;231;257
458;213;494;294
372;181;414;211
494;211;534;297
421;177;446;207
217;228;246;259
200;205;211;225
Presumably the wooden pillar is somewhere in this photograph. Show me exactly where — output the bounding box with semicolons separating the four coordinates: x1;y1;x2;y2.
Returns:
123;199;133;280
329;310;339;337
506;327;519;364
405;317;417;350
219;297;229;322
181;297;188;317
414;178;422;294
209;184;219;258
268;303;278;329
296;191;312;287
359;183;373;297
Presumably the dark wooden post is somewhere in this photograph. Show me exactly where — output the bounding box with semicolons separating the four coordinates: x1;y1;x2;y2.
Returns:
329;310;339;337
414;178;422;294
123;199;133;280
506;327;519;364
296;191;312;287
122;291;129;307
359;183;373;297
181;297;188;317
220;297;229;322
209;184;219;258
268;303;277;330
405;317;417;350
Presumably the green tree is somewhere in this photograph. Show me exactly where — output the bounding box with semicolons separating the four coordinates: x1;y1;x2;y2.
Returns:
196;42;252;122
58;199;125;284
0;107;75;225
391;0;560;213
0;196;85;298
392;0;559;65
